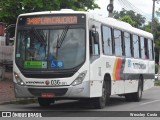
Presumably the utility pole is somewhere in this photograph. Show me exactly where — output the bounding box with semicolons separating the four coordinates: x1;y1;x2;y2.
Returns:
152;0;160;79
107;0;114;17
151;0;156;33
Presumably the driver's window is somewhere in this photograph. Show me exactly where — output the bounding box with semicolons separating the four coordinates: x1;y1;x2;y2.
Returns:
89;31;99;56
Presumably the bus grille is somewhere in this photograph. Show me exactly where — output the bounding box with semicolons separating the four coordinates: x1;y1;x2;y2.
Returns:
28;88;68;97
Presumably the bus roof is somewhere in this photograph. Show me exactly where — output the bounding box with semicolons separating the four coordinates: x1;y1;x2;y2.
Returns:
87;14;153;40
18;9;87;16
18;9;153;40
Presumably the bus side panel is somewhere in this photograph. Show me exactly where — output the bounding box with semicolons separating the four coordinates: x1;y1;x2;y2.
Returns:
89;58;103;97
101;56;125;95
111;80;125;95
90;56;126;97
143;79;154;91
124;79;138;94
124;58;142;93
143;60;155;90
148;61;155;74
124;58;154;93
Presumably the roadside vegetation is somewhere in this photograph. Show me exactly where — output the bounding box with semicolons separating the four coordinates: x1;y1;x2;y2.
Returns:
155;80;160;86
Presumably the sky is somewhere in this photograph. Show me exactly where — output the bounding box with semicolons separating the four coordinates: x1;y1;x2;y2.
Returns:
89;0;160;22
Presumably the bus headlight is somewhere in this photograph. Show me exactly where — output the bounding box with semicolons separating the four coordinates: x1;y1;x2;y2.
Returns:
14;72;25;86
71;71;87;86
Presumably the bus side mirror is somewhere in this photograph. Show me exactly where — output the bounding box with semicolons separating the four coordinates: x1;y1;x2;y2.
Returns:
5;24;16;46
92;31;99;44
5;32;10;46
91;25;99;44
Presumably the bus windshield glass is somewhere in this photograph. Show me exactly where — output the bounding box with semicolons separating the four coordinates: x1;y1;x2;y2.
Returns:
15;14;86;69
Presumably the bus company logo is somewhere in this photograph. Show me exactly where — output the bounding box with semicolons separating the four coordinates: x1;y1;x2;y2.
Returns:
128;60;132;68
133;62;146;69
26;81;44;85
45;80;50;85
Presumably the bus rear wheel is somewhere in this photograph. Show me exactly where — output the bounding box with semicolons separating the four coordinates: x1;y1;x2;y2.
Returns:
132;78;143;102
125;78;143;102
38;97;55;107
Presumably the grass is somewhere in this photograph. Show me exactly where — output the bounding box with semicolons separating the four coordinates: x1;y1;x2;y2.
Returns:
9;98;38;105
155;80;160;86
0;98;37;105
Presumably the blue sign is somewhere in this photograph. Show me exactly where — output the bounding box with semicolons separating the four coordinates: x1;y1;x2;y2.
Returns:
128;60;132;68
51;61;64;68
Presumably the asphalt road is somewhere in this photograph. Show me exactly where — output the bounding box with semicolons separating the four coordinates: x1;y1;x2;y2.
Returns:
0;86;160;119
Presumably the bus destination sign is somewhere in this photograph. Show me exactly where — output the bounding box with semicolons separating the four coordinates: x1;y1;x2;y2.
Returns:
26;16;78;25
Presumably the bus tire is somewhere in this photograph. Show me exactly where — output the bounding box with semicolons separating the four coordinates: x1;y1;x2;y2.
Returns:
125;94;132;102
93;80;109;109
125;78;143;102
38;97;55;107
132;78;143;102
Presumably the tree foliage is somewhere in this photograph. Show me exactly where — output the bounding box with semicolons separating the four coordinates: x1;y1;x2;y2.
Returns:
113;9;146;28
143;18;160;64
156;8;160;17
153;19;160;64
119;15;136;26
0;0;99;25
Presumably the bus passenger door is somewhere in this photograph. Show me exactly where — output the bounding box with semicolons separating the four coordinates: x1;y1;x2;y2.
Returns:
89;26;103;97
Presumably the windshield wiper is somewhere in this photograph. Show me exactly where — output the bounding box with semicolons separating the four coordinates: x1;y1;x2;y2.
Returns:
55;26;69;58
56;26;69;48
31;27;46;45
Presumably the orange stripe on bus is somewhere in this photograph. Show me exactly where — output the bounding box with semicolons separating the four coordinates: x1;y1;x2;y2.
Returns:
113;58;118;80
115;58;122;80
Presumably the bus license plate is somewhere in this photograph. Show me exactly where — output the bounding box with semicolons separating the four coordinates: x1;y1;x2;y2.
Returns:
41;93;55;98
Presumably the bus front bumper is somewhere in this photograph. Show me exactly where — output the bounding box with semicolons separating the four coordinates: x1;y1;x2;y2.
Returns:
14;81;90;98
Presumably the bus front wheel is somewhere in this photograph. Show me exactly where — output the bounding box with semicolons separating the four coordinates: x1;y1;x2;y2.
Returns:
93;80;110;109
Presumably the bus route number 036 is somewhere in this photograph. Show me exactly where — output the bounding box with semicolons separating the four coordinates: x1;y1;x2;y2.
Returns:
51;80;67;86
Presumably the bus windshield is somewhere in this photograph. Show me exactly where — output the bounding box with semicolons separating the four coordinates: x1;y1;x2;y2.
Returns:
15;26;85;69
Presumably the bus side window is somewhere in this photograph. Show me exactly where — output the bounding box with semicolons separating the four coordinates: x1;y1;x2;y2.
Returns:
102;26;112;55
140;37;145;59
138;36;142;58
133;34;139;59
148;39;153;60
89;30;99;56
113;29;122;56
130;34;134;57
151;40;154;60
121;31;125;56
144;38;149;59
124;32;131;57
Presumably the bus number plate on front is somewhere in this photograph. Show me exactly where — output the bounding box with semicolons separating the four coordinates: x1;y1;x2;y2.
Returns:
51;80;67;86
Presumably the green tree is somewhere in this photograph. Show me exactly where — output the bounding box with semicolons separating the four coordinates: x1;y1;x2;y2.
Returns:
0;0;99;25
143;18;160;64
119;15;136;26
156;8;160;17
143;22;151;33
154;19;160;64
113;8;146;28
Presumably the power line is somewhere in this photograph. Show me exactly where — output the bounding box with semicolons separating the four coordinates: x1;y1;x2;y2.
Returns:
118;0;130;10
125;0;152;21
117;0;152;21
124;0;147;14
122;0;140;13
120;0;147;15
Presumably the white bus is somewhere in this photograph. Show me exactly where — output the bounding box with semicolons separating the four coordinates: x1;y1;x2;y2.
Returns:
13;9;155;109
